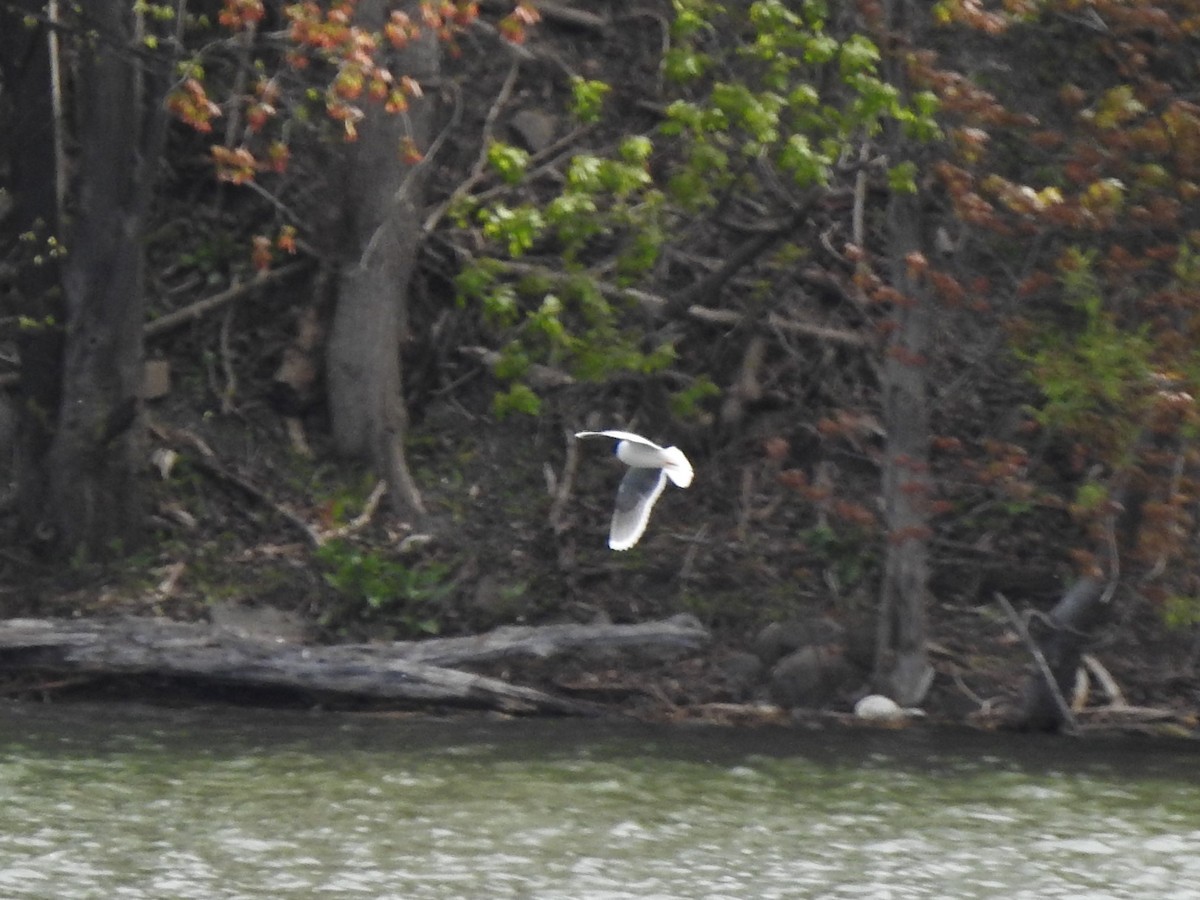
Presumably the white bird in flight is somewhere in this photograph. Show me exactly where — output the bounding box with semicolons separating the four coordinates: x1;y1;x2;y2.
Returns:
575;430;694;550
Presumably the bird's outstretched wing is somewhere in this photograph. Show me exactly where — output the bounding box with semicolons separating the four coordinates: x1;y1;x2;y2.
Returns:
575;430;665;450
609;467;668;551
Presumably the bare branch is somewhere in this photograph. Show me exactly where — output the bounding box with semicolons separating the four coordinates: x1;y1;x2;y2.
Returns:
144;261;311;338
996;592;1080;736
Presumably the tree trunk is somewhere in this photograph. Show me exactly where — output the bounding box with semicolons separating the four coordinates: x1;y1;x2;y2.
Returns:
873;0;933;706
873;185;934;705
43;1;171;558
326;0;437;519
0;2;66;541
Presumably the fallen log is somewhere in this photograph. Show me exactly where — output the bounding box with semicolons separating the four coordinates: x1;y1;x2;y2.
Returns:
386;613;710;666
0;614;710;715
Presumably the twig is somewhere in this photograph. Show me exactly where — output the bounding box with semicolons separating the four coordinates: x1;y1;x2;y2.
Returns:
144;261;310;338
619;9;670;95
479;0;609;31
284;417;314;458
319;480;388;544
218;302;237;414
1100;513;1120;604
472;62;521;180
460;345;574;388
362;72;463;268
736;465;754;543
951;670;987;708
241;181;315;251
430;102;600;238
995;592;1080;735
721;332;767;426
529;0;608;30
1081;653;1127;708
422;62;519;234
676;199;816;312
48;0;66;222
677;523;706;584
461;122;594;207
481;258;869;347
548;429;580;535
222;21;256;149
149;422;323;547
852;138;869;248
688;306;869;347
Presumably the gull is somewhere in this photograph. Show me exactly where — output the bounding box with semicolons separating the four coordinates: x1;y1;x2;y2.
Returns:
574;430;693;550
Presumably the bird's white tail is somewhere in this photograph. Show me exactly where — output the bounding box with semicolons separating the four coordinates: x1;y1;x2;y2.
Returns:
661;446;693;488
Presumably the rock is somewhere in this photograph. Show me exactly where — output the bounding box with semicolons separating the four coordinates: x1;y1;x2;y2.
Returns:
768;644;851;708
842;615;877;670
752;616;845;668
715;651;764;701
141;358;171;400
853;693;925;722
510;109;557;153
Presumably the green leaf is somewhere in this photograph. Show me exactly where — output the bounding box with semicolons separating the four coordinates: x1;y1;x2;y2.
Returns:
620;135;654;165
803;33;838;64
570;77;612;123
839;34;880;76
887;160;918;194
487;142;530;185
493;383;542;417
779;134;829;186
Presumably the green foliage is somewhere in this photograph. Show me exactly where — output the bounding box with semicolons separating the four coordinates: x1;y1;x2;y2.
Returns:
493;382;542;418
1073;481;1109;513
457;128;678;414
458;0;942;419
887;160;919;194
660;0;937;195
316;540;449;634
17;313;57;330
457;259;680;417
1162;595;1200;630
800;524;877;596
133;1;177;22
486;142;530;186
570;77;611;123
1089;84;1145;130
669;376;721;419
1019;249;1152;454
478;204;545;257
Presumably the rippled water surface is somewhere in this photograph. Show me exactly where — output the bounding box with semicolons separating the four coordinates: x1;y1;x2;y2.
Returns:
0;702;1197;899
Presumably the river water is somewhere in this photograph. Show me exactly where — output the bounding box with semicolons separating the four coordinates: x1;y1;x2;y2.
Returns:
0;701;1196;899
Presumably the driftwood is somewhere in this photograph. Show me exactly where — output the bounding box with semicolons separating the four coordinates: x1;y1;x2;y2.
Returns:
997;592;1080;736
0;614;709;715
385;614;708;666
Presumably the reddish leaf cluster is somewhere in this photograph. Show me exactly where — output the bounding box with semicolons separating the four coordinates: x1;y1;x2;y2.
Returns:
282;2;435;140
219;0;266;30
174;1;537;189
210;145;257;184
166;79;222;134
251;226;300;272
917;0;1200;585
